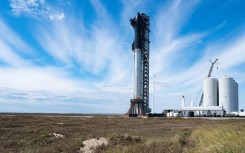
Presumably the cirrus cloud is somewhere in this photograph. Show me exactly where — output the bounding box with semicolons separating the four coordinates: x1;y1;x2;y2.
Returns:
10;0;65;21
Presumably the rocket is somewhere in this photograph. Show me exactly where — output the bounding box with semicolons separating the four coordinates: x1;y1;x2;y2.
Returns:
130;13;143;100
128;12;150;115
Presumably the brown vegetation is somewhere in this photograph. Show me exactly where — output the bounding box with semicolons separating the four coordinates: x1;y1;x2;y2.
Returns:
0;115;245;153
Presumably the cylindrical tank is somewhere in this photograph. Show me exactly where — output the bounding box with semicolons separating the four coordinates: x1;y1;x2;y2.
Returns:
233;82;236;112
219;76;235;113
134;48;142;99
182;96;185;108
203;78;218;106
234;82;239;112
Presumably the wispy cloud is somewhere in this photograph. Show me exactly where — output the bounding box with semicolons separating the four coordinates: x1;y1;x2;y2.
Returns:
36;0;133;85
0;19;31;66
153;0;200;45
0;67;87;91
0;41;28;67
151;30;245;109
9;0;65;21
0;0;245;113
0;87;129;113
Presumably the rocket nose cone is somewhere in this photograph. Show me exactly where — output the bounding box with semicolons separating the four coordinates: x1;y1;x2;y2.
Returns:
136;12;141;20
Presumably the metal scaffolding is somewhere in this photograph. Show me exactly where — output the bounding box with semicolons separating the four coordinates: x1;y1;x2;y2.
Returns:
127;13;150;116
141;14;150;113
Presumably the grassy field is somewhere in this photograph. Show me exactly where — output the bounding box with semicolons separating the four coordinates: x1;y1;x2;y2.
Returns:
0;114;245;153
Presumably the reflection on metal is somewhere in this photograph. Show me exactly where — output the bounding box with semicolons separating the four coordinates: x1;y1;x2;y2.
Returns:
127;12;150;115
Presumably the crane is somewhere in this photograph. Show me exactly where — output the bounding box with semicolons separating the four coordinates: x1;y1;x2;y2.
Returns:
199;59;218;106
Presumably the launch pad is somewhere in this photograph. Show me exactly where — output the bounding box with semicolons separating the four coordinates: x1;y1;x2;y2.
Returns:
125;11;243;118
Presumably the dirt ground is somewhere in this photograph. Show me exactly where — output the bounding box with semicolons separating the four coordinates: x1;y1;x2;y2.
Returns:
1;114;245;153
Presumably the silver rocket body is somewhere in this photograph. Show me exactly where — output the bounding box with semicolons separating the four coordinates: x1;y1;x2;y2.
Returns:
132;48;143;115
128;12;150;116
134;48;142;99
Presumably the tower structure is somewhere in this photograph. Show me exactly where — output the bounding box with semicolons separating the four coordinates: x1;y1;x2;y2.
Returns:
127;12;150;115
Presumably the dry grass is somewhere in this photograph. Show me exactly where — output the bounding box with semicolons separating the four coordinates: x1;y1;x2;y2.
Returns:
0;115;245;153
189;126;245;153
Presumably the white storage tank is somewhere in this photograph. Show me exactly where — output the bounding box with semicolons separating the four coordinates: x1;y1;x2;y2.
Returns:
219;76;238;113
203;78;218;106
234;82;239;112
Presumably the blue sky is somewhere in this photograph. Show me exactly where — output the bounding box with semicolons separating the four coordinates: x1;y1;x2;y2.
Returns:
0;0;245;113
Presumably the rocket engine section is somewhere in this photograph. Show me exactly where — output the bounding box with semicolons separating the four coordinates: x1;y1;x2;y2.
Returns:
128;12;150;115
